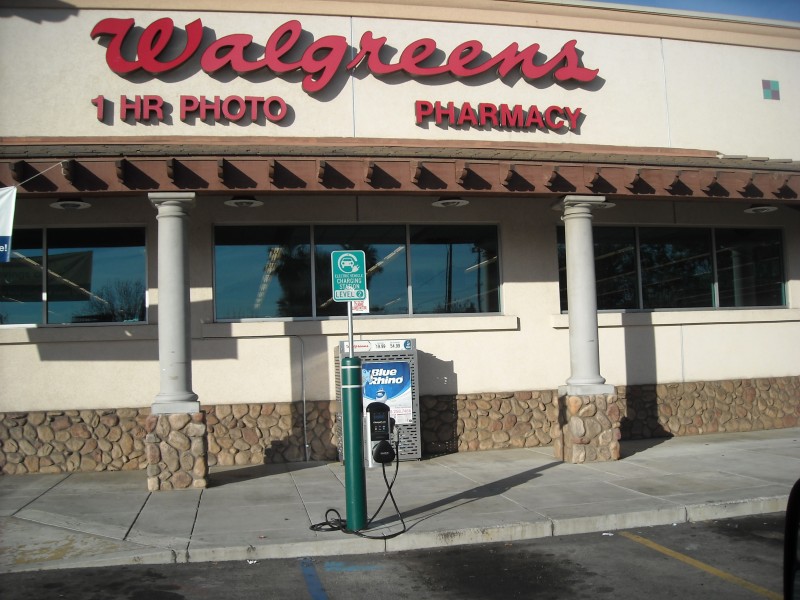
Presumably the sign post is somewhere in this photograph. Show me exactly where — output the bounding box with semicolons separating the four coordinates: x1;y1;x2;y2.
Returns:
331;250;368;531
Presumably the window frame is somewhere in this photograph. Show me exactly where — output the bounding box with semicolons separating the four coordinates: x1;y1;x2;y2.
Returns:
212;223;503;322
557;225;786;313
0;226;149;327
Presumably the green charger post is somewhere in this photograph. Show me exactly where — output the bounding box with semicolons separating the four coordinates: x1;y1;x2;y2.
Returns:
341;356;367;531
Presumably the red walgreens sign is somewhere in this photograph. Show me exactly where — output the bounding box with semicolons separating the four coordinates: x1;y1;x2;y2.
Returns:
91;18;600;94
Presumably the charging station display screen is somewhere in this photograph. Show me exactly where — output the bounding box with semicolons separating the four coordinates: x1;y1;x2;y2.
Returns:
362;361;413;424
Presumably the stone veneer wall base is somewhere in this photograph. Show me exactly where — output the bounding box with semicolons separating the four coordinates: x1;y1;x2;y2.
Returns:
0;377;797;476
553;394;620;463
144;413;208;491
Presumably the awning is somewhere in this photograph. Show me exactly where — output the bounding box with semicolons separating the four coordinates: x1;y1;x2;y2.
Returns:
2;137;798;203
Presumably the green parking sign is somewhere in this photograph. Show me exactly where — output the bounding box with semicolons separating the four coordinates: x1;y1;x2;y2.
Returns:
331;250;367;302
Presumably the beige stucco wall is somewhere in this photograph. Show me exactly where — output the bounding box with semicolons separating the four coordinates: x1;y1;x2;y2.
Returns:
1;7;798;158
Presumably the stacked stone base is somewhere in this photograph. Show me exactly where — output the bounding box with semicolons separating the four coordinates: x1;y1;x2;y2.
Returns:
204;401;339;466
421;391;560;454
553;394;620;464
0;408;150;475
144;413;208;491
1;376;798;477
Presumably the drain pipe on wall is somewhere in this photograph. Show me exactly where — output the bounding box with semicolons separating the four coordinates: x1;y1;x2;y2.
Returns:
288;335;309;461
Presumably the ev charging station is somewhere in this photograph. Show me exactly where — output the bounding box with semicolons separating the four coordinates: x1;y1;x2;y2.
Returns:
365;401;395;466
326;250;408;536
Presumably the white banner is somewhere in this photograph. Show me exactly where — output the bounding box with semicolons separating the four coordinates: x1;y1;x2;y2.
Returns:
0;186;17;263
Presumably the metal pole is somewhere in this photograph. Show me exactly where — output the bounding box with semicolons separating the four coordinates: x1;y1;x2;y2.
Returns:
341;355;366;531
347;301;354;358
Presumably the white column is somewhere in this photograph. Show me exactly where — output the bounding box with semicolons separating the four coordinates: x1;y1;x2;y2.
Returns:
559;195;615;396
149;192;200;414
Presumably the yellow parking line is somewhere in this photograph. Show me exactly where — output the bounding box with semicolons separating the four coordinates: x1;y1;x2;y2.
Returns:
619;531;781;600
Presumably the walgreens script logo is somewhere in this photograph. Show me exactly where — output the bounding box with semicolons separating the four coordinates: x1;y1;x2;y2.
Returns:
91;18;600;94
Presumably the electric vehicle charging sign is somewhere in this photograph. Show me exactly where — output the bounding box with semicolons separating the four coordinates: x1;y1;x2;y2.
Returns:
362;361;413;424
331;250;367;302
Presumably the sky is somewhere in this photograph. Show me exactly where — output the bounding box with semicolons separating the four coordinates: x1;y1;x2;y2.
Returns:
576;0;800;22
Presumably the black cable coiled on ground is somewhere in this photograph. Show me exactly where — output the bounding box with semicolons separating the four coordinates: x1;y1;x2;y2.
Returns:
310;442;407;540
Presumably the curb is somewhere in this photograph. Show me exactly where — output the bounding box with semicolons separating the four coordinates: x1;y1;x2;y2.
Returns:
1;495;788;573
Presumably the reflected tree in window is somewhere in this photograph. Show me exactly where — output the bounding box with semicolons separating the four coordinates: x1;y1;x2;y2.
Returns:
558;226;637;311
274;245;313;317
86;280;146;322
47;228;147;324
594;227;638;310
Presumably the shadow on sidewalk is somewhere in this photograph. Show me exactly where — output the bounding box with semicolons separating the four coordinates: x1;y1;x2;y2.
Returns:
209;460;329;487
373;461;561;530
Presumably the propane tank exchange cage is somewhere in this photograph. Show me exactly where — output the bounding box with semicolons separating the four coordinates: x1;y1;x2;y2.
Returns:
334;339;422;462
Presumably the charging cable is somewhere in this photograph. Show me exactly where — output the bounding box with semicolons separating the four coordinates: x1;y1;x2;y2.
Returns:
309;438;407;540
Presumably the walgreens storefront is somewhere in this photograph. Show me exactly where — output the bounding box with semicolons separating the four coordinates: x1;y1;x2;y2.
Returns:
1;1;798;486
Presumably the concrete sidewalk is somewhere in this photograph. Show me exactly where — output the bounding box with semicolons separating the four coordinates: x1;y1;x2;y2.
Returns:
1;428;798;573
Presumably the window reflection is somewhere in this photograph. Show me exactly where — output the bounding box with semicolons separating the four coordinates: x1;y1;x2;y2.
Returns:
0;229;44;325
315;225;407;317
46;228;146;324
1;228;146;325
716;229;784;307
558;227;638;311
594;227;638;310
639;228;713;309
558;226;784;311
214;226;312;319
213;224;501;320
410;225;499;314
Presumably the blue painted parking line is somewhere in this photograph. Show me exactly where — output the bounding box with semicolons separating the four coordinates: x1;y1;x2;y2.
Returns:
299;557;329;600
324;561;384;573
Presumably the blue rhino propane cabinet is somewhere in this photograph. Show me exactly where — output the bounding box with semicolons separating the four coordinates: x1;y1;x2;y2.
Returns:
335;338;422;461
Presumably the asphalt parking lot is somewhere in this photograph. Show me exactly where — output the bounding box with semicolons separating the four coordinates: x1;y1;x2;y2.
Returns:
0;513;788;600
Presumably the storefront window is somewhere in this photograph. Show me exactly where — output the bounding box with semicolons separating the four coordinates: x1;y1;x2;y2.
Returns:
0;228;146;325
715;228;784;307
213;224;500;320
314;225;408;317
46;228;146;324
639;227;713;309
214;226;312;319
558;226;784;311
558;227;638;311
410;225;499;314
0;229;44;325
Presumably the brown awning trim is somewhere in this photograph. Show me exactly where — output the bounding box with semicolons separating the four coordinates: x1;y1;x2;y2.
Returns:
2;138;798;201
